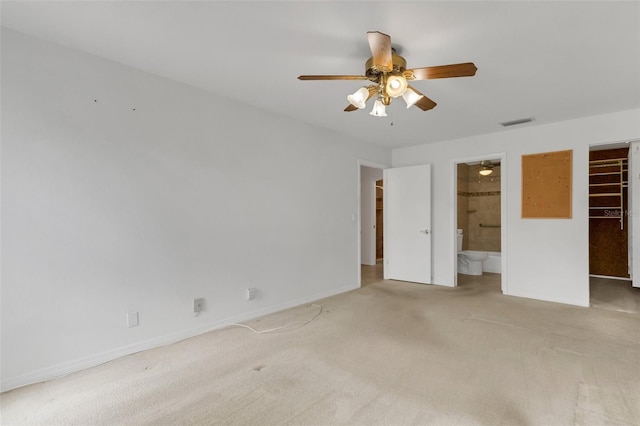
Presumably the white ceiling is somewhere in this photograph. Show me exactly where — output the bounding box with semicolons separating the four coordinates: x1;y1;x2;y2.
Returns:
2;1;639;149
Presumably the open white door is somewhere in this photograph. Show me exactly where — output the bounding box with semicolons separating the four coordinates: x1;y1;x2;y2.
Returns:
630;142;640;287
384;164;432;284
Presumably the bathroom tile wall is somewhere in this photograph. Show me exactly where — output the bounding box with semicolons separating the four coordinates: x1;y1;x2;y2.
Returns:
458;164;501;252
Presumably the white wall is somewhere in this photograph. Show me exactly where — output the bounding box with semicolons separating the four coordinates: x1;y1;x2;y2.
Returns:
0;29;390;391
360;166;383;266
392;109;640;306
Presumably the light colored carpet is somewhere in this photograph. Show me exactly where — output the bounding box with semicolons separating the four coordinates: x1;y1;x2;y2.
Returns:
2;278;639;425
590;276;640;314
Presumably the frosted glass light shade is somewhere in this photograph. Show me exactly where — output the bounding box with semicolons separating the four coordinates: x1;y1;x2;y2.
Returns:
347;87;369;109
386;75;408;98
369;100;387;117
479;168;493;176
402;88;423;109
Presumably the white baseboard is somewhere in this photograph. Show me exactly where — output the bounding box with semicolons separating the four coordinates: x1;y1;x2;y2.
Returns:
504;289;590;308
1;283;357;393
589;274;632;281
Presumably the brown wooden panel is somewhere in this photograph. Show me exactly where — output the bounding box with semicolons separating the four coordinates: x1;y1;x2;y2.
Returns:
376;179;383;260
589;219;629;277
589;148;629;161
522;150;572;218
589;147;629;278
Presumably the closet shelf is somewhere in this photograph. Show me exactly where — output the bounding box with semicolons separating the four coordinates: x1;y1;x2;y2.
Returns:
588;157;627;164
589;216;623;219
589;183;622;187
589;157;626;230
589;172;624;177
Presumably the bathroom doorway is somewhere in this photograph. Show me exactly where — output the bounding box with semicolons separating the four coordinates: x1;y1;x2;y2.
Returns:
453;154;507;293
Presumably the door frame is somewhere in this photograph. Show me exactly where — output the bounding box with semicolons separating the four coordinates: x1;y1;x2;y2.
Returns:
589;139;638;288
357;159;388;286
451;152;508;293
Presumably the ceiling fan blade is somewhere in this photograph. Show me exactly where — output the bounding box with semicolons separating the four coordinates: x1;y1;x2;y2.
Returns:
367;31;393;71
298;75;369;80
406;86;437;111
405;62;477;80
415;96;438;111
344;85;379;112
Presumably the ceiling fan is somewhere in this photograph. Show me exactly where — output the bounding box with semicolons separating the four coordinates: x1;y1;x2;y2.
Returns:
298;31;477;117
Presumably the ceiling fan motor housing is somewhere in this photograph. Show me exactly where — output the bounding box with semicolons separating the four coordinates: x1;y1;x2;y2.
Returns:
366;53;408;105
365;53;407;78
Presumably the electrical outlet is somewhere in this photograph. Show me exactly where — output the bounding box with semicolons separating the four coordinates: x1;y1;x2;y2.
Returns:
127;311;139;328
247;288;257;300
193;298;204;314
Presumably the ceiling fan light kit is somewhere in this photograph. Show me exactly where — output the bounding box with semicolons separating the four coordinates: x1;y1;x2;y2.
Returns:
402;88;422;109
385;75;408;98
298;31;477;118
370;99;388;117
347;87;370;109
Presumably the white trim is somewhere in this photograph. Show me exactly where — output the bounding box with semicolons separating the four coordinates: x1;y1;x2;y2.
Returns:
0;283;356;392
589;274;632;281
588;139;635;151
358;159;388;169
501;154;508;294
452;160;459;286
629;140;640;288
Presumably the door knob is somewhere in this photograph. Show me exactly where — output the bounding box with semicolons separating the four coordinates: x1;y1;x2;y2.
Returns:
420;229;430;234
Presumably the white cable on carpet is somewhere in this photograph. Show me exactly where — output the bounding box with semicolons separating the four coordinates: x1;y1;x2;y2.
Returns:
228;303;323;334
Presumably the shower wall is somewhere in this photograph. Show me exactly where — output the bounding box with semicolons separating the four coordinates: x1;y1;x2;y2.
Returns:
457;164;470;250
458;164;501;252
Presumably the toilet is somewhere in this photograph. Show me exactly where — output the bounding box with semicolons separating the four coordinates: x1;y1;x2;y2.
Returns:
457;230;488;275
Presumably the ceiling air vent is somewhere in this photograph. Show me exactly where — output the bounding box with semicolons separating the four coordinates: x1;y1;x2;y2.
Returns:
500;117;534;127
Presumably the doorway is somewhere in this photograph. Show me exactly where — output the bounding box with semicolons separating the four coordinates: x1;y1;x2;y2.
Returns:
360;179;385;286
588;145;629;279
588;142;639;312
359;161;433;286
375;179;383;262
453;153;507;293
359;162;385;286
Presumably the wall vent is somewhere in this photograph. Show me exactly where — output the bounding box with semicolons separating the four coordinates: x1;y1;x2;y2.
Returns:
500;117;534;127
